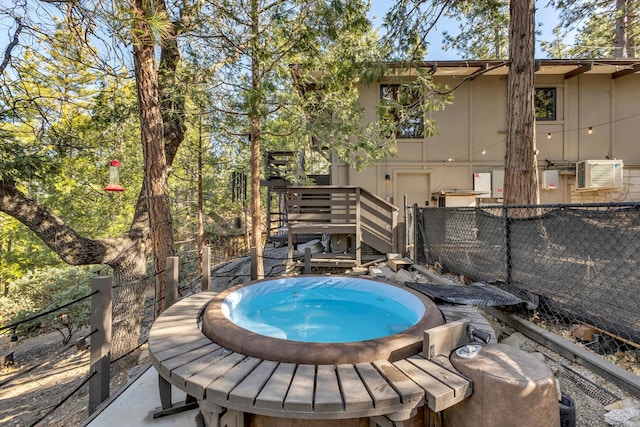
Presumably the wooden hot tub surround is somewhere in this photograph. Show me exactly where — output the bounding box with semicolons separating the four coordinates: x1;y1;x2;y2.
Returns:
149;291;473;426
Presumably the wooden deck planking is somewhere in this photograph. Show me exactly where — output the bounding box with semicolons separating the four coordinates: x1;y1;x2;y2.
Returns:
149;327;205;353
406;357;471;400
392;359;454;412
149;291;481;420
290;224;357;233
355;363;401;408
156;341;219;377
152;337;212;364
372;360;424;407
336;364;374;412
283;364;316;412
151;292;212;323
314;365;344;412
228;360;279;407
207;356;263;402
254;363;297;411
171;345;225;387
185;352;246;399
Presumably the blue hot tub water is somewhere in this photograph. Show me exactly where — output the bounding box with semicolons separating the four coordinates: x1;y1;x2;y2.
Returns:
222;276;425;343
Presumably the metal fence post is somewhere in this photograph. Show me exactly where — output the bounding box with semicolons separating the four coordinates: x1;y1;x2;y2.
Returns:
399;194;408;257
166;256;179;307
503;207;512;286
88;276;112;415
201;246;211;291
412;203;419;262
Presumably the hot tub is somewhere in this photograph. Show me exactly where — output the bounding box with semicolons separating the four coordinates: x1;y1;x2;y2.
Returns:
201;276;444;364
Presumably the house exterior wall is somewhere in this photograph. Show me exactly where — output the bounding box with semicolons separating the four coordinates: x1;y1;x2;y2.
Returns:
331;68;640;206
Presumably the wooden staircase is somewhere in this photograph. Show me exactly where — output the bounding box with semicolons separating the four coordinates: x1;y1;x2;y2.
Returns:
285;186;398;266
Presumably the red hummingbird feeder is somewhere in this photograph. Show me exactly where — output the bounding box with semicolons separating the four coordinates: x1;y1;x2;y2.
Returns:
104;160;125;192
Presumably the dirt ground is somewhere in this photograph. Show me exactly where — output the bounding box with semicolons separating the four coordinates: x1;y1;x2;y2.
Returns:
0;329;138;427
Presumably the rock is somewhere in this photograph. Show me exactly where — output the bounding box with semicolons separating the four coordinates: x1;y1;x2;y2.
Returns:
369;265;396;279
501;332;528;350
394;269;415;283
529;352;546;364
414;273;431;284
605;401;626;411
137;349;149;365
604;399;640;426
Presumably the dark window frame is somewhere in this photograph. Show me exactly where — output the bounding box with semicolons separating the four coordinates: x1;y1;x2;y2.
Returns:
535;87;557;121
380;84;425;139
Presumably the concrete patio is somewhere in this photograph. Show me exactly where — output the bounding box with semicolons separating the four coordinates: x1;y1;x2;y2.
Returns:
83;365;200;427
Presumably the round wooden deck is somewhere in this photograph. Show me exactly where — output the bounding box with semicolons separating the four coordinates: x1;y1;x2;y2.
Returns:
148;291;477;424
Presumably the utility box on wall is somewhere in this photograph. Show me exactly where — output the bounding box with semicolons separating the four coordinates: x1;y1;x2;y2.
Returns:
492;170;504;198
540;170;559;190
473;173;492;196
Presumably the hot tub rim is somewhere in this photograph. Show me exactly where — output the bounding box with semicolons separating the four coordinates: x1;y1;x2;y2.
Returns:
201;275;445;365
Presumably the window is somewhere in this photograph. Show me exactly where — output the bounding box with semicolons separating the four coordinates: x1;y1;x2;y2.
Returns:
535;87;556;121
380;84;424;138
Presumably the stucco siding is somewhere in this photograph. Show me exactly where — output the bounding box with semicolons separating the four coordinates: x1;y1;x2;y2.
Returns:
334;63;640;205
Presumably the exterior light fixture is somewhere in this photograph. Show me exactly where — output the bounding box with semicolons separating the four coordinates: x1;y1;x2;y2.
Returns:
384;174;391;181
547;132;552;139
588;126;593;134
481;148;486;155
104;159;125;192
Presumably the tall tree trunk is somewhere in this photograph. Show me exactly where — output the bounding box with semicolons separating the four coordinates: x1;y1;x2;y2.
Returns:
157;1;186;165
250;0;264;279
614;0;629;58
1;0;185;357
132;0;174;314
110;248;148;358
504;0;539;209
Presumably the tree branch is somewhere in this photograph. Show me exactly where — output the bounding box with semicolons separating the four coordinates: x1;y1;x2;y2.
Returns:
1;18;23;75
0;176;140;266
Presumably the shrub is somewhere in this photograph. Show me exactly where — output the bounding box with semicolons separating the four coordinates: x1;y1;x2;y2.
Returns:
0;266;94;345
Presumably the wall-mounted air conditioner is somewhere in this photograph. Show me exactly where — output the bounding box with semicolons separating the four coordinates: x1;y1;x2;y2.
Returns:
576;160;623;191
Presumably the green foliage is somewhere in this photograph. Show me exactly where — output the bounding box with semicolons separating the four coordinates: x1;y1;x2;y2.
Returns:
0;266;94;345
382;0;450;59
0;214;65;284
442;0;510;59
545;0;640;58
0;17;143;288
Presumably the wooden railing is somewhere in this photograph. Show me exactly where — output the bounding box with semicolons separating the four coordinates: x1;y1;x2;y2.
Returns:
285;186;398;265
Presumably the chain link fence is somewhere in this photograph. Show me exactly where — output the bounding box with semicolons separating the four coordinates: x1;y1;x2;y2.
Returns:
415;202;640;354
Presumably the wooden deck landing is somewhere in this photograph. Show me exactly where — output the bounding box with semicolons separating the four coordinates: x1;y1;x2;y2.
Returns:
149;291;475;424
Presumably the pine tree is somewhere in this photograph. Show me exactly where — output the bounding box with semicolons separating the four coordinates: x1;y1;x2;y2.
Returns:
546;0;639;58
